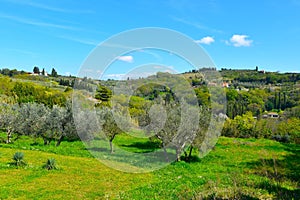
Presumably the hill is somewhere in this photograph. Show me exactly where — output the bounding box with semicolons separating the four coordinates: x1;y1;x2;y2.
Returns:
0;132;299;199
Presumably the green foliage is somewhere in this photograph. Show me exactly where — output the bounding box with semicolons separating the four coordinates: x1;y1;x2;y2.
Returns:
95;84;112;107
135;83;166;100
277;118;300;143
221;68;300;84
0;68;26;77
97;107;130;153
0;101;77;146
50;68;58;77
13;152;26;166
223;112;256;138
11;81;67;107
194;86;210;106
43;158;57;170
223;114;300;143
95;84;112;101
41;68;45;76
33;66;40;74
0;76;13;95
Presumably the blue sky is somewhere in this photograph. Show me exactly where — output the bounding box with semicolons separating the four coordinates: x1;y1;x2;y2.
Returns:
0;0;300;78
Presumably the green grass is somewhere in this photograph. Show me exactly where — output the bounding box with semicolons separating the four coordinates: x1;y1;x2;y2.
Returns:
0;132;299;199
0;133;91;158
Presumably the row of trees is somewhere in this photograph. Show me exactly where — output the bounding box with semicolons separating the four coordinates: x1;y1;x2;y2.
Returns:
0;102;77;145
74;98;221;161
0;99;213;162
33;66;58;77
0;67;60;77
220;69;300;84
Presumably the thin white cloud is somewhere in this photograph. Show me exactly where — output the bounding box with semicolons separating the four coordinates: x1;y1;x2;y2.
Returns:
171;16;223;33
117;56;134;63
4;0;94;14
5;48;37;57
138;49;162;62
228;34;253;47
195;36;215;45
58;35;99;46
0;13;78;30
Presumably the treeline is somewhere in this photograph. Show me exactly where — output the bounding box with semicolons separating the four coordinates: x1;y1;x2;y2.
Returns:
185;67;300;84
0;67;76;88
0;102;77;146
0;68;27;77
0;67;59;77
220;69;300;84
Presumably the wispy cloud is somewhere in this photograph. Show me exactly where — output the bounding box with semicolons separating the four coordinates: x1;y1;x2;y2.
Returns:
171;16;223;33
58;35;99;46
0;13;79;30
5;48;38;57
195;36;215;45
227;34;253;47
116;56;134;63
4;0;94;14
138;49;162;62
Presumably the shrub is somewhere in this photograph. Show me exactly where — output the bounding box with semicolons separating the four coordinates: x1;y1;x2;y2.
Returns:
272;134;291;143
44;158;57;170
13;152;26;166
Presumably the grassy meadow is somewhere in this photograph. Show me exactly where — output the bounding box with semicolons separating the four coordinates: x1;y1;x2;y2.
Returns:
0;132;299;199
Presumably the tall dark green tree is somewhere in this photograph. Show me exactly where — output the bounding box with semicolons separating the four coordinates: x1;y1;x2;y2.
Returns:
33;66;40;74
51;68;58;77
95;84;112;107
41;68;45;76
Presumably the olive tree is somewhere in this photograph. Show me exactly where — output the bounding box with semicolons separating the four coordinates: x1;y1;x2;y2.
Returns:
16;103;49;142
56;101;77;146
43;105;66;145
0;104;18;143
155;101;200;161
96;106;130;153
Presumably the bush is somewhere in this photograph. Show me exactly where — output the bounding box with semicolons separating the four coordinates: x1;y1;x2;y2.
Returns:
44;158;57;170
13;152;26;166
272;134;291;143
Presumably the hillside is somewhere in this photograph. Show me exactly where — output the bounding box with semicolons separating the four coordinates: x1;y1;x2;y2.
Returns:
0;132;299;199
0;67;299;199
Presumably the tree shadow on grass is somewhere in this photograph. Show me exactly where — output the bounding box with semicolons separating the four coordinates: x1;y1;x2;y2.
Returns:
119;141;161;153
120;141;161;149
257;180;300;199
245;142;300;199
86;147;110;152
